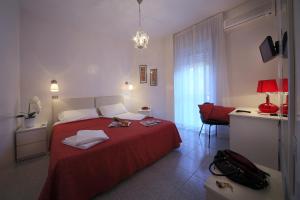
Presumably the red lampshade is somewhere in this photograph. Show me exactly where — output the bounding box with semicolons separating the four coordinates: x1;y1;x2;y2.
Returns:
257;79;279;93
257;79;279;113
281;78;288;92
280;78;288;115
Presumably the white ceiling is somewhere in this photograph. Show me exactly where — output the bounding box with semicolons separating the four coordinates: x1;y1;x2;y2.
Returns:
21;0;247;38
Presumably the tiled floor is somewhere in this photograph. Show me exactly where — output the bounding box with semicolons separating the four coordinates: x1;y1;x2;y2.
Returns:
0;127;229;200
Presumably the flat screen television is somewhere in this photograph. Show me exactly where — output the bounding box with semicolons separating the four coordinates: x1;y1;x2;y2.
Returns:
259;36;278;63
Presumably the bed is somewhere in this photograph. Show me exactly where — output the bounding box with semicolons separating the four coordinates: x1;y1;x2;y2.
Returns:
39;96;181;200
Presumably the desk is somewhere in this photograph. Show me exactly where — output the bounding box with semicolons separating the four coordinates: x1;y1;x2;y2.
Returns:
205;164;283;200
229;108;287;170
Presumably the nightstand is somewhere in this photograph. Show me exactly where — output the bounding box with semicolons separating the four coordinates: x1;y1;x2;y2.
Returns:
15;122;48;162
138;108;152;117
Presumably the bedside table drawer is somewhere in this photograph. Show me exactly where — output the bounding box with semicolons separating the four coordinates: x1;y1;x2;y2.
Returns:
16;129;47;146
16;141;47;160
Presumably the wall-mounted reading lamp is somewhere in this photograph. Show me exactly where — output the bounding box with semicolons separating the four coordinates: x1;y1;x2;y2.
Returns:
125;81;133;91
50;80;59;99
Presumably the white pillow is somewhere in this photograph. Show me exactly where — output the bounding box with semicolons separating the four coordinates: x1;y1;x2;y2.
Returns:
58;108;99;122
98;103;127;117
114;112;146;120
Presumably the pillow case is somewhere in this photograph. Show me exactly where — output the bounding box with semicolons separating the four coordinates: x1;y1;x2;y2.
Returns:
58;108;99;122
114;112;146;120
98;103;127;117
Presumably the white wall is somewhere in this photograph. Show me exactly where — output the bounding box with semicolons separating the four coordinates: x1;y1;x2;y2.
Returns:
0;0;20;169
20;11;174;124
128;36;173;120
20;12;134;124
226;15;279;108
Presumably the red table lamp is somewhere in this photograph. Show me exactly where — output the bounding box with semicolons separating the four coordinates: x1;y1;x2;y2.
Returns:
280;78;288;115
257;79;279;113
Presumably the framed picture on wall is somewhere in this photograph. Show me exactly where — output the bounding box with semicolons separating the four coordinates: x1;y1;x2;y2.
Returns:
150;69;158;86
139;65;147;84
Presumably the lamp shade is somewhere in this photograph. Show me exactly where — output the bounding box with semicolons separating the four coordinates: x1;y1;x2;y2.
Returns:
50;80;59;92
128;84;133;90
281;78;288;92
280;78;288;115
257;79;278;93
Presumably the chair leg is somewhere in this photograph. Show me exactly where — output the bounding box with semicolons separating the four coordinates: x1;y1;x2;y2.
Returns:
216;125;218;137
199;124;204;136
208;125;211;148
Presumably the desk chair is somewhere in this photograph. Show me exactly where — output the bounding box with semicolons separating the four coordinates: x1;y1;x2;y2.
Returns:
198;103;235;147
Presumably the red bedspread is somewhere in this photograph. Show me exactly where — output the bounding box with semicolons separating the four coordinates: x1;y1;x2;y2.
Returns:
39;118;181;200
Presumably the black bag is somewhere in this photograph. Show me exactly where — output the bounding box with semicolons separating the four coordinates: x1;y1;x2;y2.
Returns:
209;149;270;190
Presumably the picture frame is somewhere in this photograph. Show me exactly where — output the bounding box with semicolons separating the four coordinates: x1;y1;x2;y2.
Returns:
150;68;158;86
139;65;147;84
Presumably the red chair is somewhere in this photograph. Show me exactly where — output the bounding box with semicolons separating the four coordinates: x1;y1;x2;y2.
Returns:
198;103;235;147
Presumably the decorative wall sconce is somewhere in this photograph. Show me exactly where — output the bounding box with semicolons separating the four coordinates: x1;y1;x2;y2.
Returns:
125;81;133;91
50;80;59;99
50;80;59;92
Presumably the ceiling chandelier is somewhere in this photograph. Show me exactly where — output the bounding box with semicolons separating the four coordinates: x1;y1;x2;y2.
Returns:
133;0;149;49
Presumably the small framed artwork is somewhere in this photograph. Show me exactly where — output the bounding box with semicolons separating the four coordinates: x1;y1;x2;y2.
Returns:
139;65;147;84
150;69;158;86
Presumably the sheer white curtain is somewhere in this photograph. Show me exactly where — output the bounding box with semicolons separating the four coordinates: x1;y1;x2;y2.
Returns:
174;13;229;129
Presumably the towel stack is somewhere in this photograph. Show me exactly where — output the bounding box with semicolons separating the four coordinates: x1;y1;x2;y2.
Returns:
63;130;109;149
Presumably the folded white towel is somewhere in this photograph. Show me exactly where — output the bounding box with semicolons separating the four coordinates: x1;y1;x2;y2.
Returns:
63;139;101;150
75;130;109;145
63;130;109;149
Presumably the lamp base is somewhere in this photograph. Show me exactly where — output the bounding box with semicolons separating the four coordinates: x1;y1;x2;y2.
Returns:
280;104;288;115
258;103;279;113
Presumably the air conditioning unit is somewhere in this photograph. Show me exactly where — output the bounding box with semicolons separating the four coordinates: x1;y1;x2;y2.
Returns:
224;0;273;30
